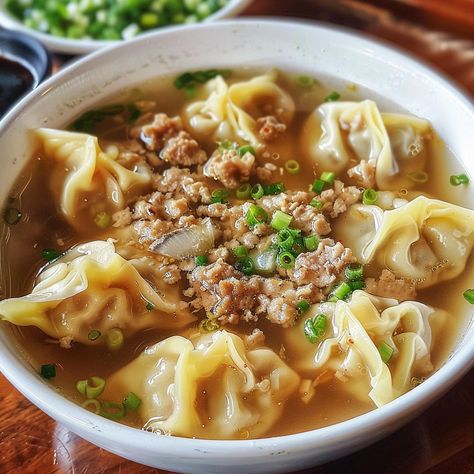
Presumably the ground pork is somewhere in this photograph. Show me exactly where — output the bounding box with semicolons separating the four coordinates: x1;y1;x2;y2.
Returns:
112;208;133;227
244;328;266;349
365;270;417;301
257;115;287;141
292;240;355;287
318;180;362;219
204;149;255;189
140;113;182;151
256;162;279;182
347;160;376;188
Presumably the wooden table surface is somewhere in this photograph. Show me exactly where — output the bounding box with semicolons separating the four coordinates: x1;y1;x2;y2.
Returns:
1;1;474;473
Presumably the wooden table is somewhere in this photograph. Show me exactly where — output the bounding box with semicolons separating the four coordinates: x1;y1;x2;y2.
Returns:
1;1;473;472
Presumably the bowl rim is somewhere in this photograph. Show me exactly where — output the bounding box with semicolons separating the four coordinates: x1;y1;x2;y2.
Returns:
0;0;252;54
0;17;473;460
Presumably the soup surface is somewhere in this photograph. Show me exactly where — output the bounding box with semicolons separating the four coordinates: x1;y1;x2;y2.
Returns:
1;69;473;440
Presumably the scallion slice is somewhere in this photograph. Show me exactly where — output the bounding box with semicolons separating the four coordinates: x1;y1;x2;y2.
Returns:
407;171;429;184
463;289;474;304
232;246;248;258
276;229;295;251
145;301;154;311
100;401;126;420
328;282;352;302
195;255;208;266
246;204;268;228
263;182;285;195
236;183;252;200
211;188;229;204
310;198;324;210
362;188;378;205
4;207;22;225
296;75;315;87
297;300;310;313
251;184;265;200
324;91;341;102
76;376;106;399
88;329;101;341
199;318;220;333
82;399;101;414
349;280;366;291
450;174;470;186
378;341;394;363
345;263;364;281
235;256;255;276
311;179;325;194
284;159;300;174
304;235;320;252
320;171;335;185
123;392;141;411
271;210;292;231
94;211;111;229
42;249;61;262
40;363;56;379
304;314;327;343
106;328;124;351
238;145;255;157
277;251;295;269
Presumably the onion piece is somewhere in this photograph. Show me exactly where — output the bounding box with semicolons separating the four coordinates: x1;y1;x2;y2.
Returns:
149;218;215;259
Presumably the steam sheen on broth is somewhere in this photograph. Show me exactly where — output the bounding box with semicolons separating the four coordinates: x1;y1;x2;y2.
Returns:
1;69;473;440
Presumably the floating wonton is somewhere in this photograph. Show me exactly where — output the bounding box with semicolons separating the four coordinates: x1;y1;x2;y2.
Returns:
37;128;152;231
0;240;194;345
102;330;300;439
183;72;294;148
285;290;446;407
301;100;431;189
333;196;474;288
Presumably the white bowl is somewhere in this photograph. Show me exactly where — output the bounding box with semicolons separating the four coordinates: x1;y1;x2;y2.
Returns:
0;0;251;54
1;20;473;474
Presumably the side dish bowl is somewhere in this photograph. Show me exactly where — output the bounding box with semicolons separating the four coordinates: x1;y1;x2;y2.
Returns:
0;20;473;474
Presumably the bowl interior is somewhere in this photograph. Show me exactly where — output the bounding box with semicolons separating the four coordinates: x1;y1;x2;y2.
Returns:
0;19;473;474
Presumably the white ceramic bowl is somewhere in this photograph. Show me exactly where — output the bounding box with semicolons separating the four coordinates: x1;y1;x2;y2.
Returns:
0;0;251;54
1;20;473;474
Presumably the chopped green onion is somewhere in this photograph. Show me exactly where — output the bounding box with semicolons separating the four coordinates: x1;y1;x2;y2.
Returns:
145;301;154;311
185;85;197;98
277;229;295;251
450;174;470;186
238;145;255;157
362;188;378;205
304;314;327;343
235;256;255;276
296;75;315;87
378;341;394;364
199;318;220;333
251;184;265;200
324;91;341;102
236;183;252;200
277;251;295;269
463;289;474;304
42;249;61;262
246;204;268;228
123;392;141;411
3;207;21;225
345;263;364;281
407;171;429;184
127;104;141;124
76;376;106;399
94;211;111;229
40;364;56;379
233;246;248;258
218;140;237;151
312;313;327;338
210;188;229;204
297;300;310;313
284;159;300;174
328;281;352;302
311;179;325;194
88;329;101;341
100;401;126;420
263;182;285;195
320;171;336;185
310;198;324;210
106;328;124;351
195;255;208;266
349;280;366;291
174;69;231;90
304;235;320;252
271;210;292;231
82;399;101;414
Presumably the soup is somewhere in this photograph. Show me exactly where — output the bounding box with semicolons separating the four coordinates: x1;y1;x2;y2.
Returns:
1;69;473;440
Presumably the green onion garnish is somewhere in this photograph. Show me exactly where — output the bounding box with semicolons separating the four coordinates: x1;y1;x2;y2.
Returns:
246;204;268;228
236;183;252;200
328;281;352;302
42;249;61;262
277;229;295;251
362;188;378;205
304;235;320;252
297;300;310;313
88;329;101;341
81;399;101;414
94;211;111;229
251;184;265;200
40;363;56;379
277;251;295;269
320;171;336;185
378;341;394;364
145;301;154;311
123;392;141;411
232;246;248;258
106;328;124;351
310;198;324;210
211;188;229;204
324;91;341;102
463;289;474;304
238;145;255;157
199;318;220;333
296;75;315;87
304;314;327;343
235;256;255;276
127;104;141;124
407;171;429;184
450;174;470;186
263;182;285;195
345;263;364;281
271;210;293;231
349;280;366;291
218;140;237;151
284;159;300;174
311;179;325;194
100;401;126;420
195;255;208;266
3;207;22;225
174;69;231;89
76;376;106;399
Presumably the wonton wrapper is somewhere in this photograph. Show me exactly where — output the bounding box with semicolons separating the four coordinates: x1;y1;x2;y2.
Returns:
285;290;446;407
103;330;300;439
37;128;152;231
301;100;431;190
183;72;294;148
0;240;194;345
333;196;474;288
